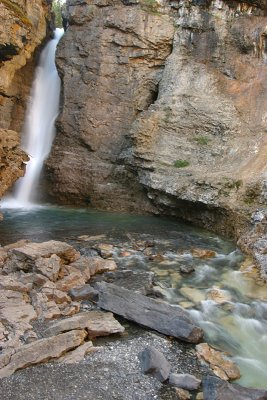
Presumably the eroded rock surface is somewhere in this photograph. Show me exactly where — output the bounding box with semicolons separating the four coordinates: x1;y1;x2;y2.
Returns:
0;0;53;198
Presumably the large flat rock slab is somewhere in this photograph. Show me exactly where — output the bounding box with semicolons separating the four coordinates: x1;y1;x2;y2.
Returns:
0;330;87;379
11;241;80;264
45;311;125;338
95;282;203;343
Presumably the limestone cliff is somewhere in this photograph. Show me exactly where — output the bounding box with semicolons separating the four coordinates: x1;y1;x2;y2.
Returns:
0;0;53;196
47;0;267;274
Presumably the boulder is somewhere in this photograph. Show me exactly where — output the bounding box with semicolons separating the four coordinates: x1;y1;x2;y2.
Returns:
45;311;125;338
0;330;87;378
169;373;201;390
11;241;80;265
202;375;267;400
96;282;203;343
179;287;206;304
138;346;171;382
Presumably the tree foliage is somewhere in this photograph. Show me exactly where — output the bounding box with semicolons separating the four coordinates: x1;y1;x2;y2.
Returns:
52;0;63;28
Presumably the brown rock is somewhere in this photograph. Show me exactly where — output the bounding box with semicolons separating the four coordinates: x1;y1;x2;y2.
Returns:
45;311;125;338
35;254;62;282
87;257;117;276
31;292;61;321
56;271;85;292
68;257;92;281
0;330;87;378
11;241;80;265
196;343;241;381
57;341;95;364
0;275;32;292
41;282;71;304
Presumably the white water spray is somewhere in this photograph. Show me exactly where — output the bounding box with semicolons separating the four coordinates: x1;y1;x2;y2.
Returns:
2;28;64;208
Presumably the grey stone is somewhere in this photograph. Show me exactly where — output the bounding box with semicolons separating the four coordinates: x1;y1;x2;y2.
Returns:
202;375;267;400
139;346;171;382
96;282;203;343
69;284;99;302
169;373;201;390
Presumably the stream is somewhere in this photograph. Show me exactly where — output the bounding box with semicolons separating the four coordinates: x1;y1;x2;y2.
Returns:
0;205;266;390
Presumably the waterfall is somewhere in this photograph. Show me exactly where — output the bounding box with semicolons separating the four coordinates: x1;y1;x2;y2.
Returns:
2;28;64;208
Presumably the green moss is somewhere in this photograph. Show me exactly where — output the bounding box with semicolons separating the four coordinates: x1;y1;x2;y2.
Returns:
193;136;211;145
140;0;160;14
2;0;32;26
173;159;190;168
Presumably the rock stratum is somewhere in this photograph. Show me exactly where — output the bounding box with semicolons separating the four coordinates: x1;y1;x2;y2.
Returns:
46;0;267;276
0;0;53;197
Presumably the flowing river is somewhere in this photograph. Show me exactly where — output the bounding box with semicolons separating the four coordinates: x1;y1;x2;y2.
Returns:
0;206;266;390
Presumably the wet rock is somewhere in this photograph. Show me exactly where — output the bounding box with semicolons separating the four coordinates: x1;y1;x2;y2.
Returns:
96;282;203;343
45;311;124;339
35;255;61;282
69;285;99;302
0;330;87;379
180;287;206;304
139;346;171;382
94;243;114;259
202;375;267;400
196;343;240;381
191;249;216;259
3;240;31;251
57;341;95;364
169;373;201;390
206;287;232;304
180;264;195;274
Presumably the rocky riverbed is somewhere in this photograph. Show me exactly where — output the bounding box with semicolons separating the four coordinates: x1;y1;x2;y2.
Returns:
0;217;267;399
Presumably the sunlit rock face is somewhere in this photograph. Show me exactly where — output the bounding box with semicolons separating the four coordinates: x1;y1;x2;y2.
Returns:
48;0;267;270
0;0;53;197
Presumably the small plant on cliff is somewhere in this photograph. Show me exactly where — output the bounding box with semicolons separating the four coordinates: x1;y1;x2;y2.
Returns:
173;159;190;168
140;0;160;14
2;0;32;26
193;136;211;145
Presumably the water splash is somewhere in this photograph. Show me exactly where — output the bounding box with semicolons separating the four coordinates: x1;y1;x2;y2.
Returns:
1;28;64;209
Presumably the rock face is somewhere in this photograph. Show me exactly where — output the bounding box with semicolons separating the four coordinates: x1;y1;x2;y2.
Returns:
0;129;28;198
46;0;174;211
46;0;267;275
0;0;53;198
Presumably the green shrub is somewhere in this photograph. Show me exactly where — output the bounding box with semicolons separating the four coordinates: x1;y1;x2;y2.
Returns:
173;159;190;168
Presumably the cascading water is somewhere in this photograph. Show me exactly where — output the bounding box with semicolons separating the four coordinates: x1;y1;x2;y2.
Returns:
1;28;64;208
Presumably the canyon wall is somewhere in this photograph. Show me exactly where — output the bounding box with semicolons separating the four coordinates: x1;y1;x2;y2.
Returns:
47;0;267;274
0;0;53;197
